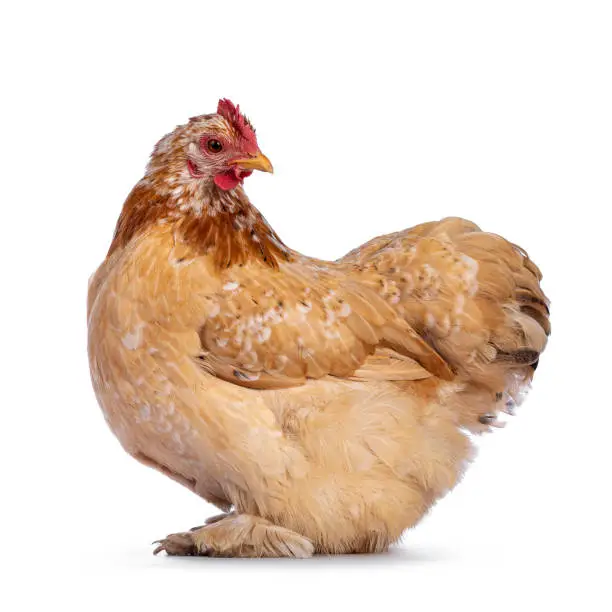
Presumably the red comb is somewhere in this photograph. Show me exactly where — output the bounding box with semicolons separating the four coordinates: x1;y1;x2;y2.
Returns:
217;98;258;154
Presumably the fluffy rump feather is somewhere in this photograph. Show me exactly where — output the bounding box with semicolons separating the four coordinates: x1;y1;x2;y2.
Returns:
341;217;550;431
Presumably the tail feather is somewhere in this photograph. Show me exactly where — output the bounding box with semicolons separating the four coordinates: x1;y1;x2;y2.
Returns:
343;217;550;432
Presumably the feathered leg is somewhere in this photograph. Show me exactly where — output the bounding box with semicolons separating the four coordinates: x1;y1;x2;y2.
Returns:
153;514;314;558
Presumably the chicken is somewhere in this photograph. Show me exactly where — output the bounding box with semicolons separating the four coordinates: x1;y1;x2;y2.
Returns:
87;99;550;558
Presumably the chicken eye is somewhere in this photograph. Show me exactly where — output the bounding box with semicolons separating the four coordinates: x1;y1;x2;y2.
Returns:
207;139;223;153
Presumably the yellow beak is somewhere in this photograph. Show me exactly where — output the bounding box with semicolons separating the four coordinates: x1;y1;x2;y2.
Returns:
230;151;274;173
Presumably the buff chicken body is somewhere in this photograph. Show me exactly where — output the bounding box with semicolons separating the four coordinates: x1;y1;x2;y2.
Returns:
87;99;549;557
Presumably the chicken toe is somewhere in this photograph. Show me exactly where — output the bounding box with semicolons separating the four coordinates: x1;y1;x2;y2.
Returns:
153;531;204;556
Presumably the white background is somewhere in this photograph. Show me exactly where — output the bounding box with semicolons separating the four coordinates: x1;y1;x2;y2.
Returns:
2;1;611;610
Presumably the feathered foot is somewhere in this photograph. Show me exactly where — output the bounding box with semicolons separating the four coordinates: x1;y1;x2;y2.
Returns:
153;514;314;558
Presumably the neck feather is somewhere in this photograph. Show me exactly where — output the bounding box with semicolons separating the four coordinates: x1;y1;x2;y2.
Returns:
108;177;292;269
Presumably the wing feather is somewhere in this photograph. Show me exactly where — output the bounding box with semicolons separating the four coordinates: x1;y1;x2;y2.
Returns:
196;258;449;389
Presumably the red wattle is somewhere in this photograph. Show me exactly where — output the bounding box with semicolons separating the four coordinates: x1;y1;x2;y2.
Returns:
214;171;241;190
213;167;252;191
